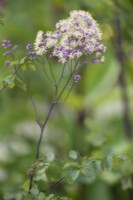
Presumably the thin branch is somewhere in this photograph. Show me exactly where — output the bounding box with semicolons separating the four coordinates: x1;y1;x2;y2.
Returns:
67;60;72;73
44;176;65;192
64;81;75;102
35;63;67;160
70;60;73;72
29;59;82;190
29;95;42;127
29;173;34;192
42;63;54;83
29;63;67;189
35;102;55;160
0;62;23;93
0;83;7;92
57;59;80;100
46;56;56;83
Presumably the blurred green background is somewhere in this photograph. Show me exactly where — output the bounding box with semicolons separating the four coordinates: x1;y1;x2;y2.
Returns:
0;0;133;199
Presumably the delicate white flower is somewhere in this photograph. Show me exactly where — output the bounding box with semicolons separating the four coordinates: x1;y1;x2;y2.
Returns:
34;30;47;55
34;10;106;63
100;56;105;63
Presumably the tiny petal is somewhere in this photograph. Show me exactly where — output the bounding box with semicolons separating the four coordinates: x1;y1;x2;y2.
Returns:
92;58;99;64
29;51;37;55
74;74;81;82
3;51;11;57
5;61;10;66
13;45;18;51
30;57;35;61
26;44;33;50
49;54;53;59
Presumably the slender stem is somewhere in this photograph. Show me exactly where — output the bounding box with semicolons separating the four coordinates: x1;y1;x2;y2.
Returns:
57;59;79;100
0;83;7;92
29;95;42;127
46;56;56;83
29;59;80;191
35;102;55;160
0;62;23;93
42;63;54;83
35;63;67;160
57;73;73;100
56;63;67;88
44;176;65;192
64;81;75;101
67;60;72;73
10;51;15;60
29;173;34;192
70;60;73;72
48;60;56;83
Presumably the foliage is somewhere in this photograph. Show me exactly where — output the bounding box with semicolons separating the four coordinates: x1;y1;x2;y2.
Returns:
0;0;133;200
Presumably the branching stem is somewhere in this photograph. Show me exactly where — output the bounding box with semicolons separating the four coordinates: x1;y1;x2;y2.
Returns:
29;59;81;191
28;58;83;192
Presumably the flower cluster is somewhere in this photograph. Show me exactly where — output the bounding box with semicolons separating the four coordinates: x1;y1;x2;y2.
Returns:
2;40;12;49
2;40;18;66
34;10;106;64
26;43;37;61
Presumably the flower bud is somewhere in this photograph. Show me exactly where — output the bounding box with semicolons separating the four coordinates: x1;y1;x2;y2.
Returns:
74;74;81;82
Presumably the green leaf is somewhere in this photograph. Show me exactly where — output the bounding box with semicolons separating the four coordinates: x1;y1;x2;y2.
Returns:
103;156;113;170
46;194;55;200
22;180;30;192
35;57;42;64
92;160;102;174
11;60;19;66
69;150;78;159
101;171;121;184
28;63;36;71
30;187;39;196
21;62;36;71
21;64;27;71
4;75;15;88
19;57;27;65
81;167;95;180
63;161;79;169
66;169;80;184
118;154;128;161
4;75;14;84
15;77;27;91
38;192;45;200
24;193;33;200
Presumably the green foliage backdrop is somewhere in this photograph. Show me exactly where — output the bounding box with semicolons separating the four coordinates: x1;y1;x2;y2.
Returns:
0;0;133;199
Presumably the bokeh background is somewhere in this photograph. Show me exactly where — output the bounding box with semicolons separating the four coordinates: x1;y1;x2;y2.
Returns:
0;0;133;199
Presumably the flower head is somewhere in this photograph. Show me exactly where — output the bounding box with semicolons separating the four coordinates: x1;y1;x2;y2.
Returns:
2;40;18;65
2;40;11;49
34;10;106;63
